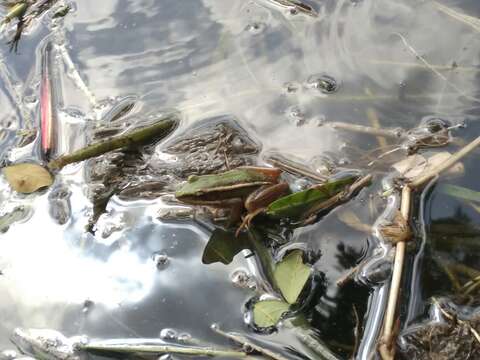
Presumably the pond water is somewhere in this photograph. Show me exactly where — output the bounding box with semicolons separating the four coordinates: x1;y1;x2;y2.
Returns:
0;1;479;359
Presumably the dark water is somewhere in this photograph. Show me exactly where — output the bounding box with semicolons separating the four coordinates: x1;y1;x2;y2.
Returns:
0;1;479;359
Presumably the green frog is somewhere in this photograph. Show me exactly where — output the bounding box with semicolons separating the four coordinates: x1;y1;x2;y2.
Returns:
175;166;289;226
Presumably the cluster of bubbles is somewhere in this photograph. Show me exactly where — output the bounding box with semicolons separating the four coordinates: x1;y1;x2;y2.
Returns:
152;251;170;270
159;328;192;343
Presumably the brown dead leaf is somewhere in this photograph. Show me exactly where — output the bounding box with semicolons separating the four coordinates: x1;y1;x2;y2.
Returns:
3;163;53;193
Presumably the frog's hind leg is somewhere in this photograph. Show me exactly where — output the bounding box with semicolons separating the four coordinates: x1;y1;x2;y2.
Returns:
235;208;265;237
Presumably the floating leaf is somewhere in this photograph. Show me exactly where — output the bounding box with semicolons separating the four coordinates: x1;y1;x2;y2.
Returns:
253;300;290;328
202;228;251;265
439;184;480;204
274;250;311;304
3;163;53;193
266;175;357;220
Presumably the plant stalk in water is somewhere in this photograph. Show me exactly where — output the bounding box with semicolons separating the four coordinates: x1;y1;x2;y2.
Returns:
379;135;480;359
81;342;247;358
211;325;290;360
48;113;179;170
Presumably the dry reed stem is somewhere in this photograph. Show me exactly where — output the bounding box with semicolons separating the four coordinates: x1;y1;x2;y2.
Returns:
379;186;411;360
411;135;480;188
380;135;480;359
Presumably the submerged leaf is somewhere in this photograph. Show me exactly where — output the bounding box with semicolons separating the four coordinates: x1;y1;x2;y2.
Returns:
3;163;53;193
439;184;480;204
253;300;290;328
266;176;356;220
274;250;311;304
202;228;251;265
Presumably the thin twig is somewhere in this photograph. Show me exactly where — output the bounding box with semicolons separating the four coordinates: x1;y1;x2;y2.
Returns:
58;44;97;107
265;153;328;182
366;106;388;149
211;326;290;360
379;185;411;360
336;263;362;288
337;210;372;234
351;304;361;360
48;114;179;170
411;135;480;187
328;122;402;139
81;342;247;358
433;257;462;292
433;1;480;33
451;263;480;280
394;33;480;103
463;277;480;295
365;59;479;73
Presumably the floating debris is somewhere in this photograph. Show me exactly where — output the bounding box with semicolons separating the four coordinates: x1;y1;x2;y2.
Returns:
257;0;318;17
47;185;71;225
10;328;81;360
306;74;339;94
0;205;31;232
52;4;70;19
400;298;480;359
3;163;53;194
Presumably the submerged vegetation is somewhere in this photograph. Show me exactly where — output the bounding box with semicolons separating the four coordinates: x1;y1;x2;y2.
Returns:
0;0;480;359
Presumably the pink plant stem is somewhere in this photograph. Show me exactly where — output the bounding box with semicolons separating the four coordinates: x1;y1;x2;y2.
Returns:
40;40;55;160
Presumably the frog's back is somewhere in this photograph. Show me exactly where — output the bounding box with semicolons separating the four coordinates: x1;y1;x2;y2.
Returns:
175;167;280;198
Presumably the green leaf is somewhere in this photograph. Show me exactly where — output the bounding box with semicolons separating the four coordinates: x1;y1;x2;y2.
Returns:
253;300;290;328
266;176;357;220
439;184;480;204
3;163;53;193
274;250;311;304
202;228;251;265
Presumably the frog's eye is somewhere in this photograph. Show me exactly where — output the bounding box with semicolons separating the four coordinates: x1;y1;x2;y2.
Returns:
187;175;198;182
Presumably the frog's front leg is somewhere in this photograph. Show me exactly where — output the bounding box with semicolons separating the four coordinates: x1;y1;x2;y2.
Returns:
221;198;244;227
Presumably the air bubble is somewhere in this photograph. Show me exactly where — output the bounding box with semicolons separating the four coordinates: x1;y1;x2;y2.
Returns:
210;323;220;331
82;299;95;313
177;332;192;343
152;251;170;269
246;22;266;34
0;350;18;360
286;105;306;126
159;328;178;340
283;82;300;93
306;74;339;94
230;269;250;288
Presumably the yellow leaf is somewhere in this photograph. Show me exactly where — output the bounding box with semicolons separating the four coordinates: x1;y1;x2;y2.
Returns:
3;163;53;193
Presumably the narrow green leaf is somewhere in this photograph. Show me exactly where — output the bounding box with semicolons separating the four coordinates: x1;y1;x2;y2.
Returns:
266;176;357;220
274;250;311;304
202;229;251;265
253;300;290;328
439;184;480;204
